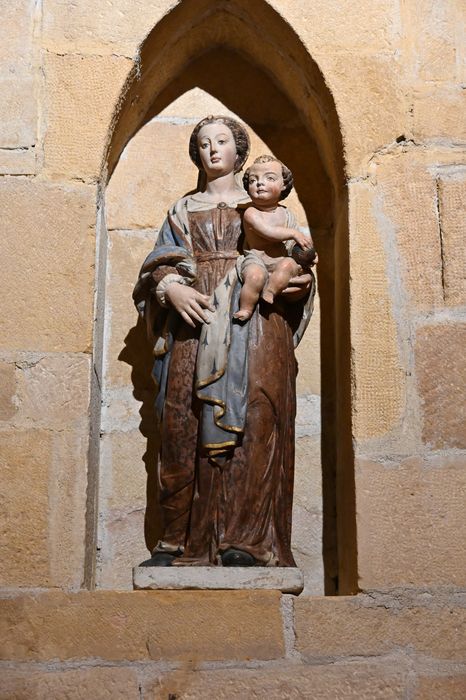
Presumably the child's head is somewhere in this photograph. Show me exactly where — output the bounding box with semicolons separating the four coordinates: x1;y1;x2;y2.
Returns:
243;155;294;204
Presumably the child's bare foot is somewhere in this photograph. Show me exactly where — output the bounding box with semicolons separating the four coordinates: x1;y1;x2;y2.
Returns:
233;308;253;321
261;289;275;304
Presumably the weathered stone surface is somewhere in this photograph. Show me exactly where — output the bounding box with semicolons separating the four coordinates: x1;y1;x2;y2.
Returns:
43;52;132;180
104;229;157;387
106;121;198;230
97;507;148;590
0;590;285;662
0;76;36;149
0;426;88;588
356;455;466;588
0;1;37;151
294;435;322;514
42;0;174;56
315;53;407;177
0;361;17;421
377;154;444;310
270;0;402;52
413;88;466;143
13;353;90;429
295;290;320;396
415;323;466;449
0;179;96;353
349;182;405;439
414;675;466;699
99;430;147;512
150;661;406;699
437;174;466;306
295;595;466;661
0;667;139;700
134;566;304;593
402;0;459;83
159;87;241;120
47;428;89;588
0;429;50;586
0;147;36;176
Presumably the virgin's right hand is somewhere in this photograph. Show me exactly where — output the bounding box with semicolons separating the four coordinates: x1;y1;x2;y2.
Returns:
164;283;215;327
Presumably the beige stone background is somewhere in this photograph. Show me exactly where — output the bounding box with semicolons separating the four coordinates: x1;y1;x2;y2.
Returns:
1;0;465;697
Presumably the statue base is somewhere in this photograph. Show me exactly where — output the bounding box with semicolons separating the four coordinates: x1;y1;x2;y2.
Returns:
133;566;303;594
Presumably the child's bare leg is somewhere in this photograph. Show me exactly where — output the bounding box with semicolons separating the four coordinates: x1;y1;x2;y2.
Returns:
262;258;300;304
234;264;267;321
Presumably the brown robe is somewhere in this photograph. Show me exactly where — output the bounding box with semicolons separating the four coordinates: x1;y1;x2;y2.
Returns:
158;204;298;566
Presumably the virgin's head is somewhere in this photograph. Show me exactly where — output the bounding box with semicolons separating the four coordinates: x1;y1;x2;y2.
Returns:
189;116;250;179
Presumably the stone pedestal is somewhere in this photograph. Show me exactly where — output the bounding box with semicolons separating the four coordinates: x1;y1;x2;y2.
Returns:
133;567;304;594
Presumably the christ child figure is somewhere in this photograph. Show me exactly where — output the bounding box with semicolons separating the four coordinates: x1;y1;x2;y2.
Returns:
234;155;316;321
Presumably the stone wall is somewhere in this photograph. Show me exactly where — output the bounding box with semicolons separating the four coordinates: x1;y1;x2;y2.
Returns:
1;0;465;696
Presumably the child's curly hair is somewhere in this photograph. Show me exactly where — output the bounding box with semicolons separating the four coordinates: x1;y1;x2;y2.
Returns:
242;154;294;200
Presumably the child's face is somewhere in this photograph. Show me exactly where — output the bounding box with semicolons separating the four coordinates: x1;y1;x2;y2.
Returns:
247;161;285;206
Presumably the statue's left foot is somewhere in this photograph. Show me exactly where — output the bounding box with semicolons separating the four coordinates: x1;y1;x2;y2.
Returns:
139;551;180;567
221;548;257;566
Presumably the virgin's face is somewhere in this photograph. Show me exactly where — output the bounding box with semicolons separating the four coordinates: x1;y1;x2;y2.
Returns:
197;123;237;178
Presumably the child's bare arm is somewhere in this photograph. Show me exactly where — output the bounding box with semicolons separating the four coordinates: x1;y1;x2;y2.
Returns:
244;208;313;249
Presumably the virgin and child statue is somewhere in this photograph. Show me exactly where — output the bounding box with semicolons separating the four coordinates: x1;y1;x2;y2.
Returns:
133;115;316;568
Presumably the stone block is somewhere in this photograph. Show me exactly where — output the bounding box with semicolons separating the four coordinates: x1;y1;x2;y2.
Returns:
13;353;90;430
0;1;37;155
437;174;466;306
270;0;401;53
0;426;88;588
413;88;466;144
294;435;322;513
149;661;406;699
106;121;198;230
295;595;466;661
0;361;17;421
134;566;304;593
0;429;50;586
99;430;147;512
104;229;158;388
0;667;139;700
0;178;96;353
356;455;466;588
42;0;173;56
43;52;132;180
415;323;466;449
47;429;89;588
0;590;285;662
414;675;466;700
158;87;242;120
377;154;444;310
295;290;320;396
0;147;36;176
97;508;148;590
0;76;36;149
402;0;458;82
315;53;407;177
349;182;404;439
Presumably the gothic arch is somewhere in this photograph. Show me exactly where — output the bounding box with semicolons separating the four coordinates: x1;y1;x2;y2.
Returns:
90;0;356;594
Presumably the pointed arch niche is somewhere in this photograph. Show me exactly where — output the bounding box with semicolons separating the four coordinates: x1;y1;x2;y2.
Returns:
89;0;356;595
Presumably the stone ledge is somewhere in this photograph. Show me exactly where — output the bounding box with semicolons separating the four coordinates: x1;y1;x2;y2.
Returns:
0;590;284;662
133;566;304;594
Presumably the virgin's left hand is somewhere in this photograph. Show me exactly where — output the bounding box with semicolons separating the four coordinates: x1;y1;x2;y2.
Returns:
280;273;313;302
